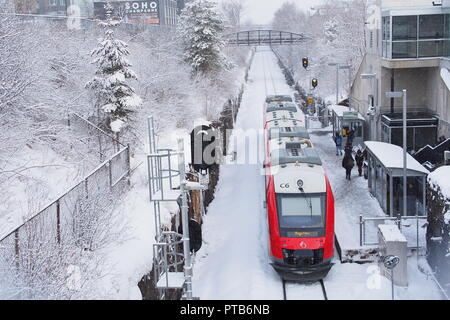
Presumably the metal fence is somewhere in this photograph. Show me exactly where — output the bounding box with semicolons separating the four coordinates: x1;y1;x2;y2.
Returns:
359;215;428;250
69;113;126;162
0;146;130;268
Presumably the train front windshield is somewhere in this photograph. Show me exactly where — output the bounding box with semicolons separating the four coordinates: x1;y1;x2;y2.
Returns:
276;193;326;237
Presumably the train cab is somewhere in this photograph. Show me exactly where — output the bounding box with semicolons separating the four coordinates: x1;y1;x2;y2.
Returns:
265;134;334;282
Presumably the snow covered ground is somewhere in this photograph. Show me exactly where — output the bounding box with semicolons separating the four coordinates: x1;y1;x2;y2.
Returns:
309;132;427;249
0;143;85;240
191;49;444;300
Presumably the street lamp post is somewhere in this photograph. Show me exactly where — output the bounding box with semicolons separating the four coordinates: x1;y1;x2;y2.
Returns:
386;90;408;228
361;73;377;140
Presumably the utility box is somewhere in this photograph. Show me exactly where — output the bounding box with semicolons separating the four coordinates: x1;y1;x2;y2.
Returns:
378;224;408;287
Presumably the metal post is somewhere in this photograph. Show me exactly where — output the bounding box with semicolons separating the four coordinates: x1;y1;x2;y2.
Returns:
56;200;61;244
402;90;407;229
359;215;363;247
336;65;339;104
126;144;131;186
14;230;19;269
348;66;352;110
178;139;193;300
391;268;395;300
108;159;113;188
416;201;419;258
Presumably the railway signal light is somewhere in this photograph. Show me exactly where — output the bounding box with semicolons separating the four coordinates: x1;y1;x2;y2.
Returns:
312;78;318;89
302;58;309;69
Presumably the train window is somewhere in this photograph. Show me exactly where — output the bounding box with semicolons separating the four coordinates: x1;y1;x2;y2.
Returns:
276;194;326;229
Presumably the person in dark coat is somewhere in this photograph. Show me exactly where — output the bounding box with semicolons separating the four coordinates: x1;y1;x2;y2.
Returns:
355;149;364;176
342;151;355;180
348;129;355;145
334;132;343;156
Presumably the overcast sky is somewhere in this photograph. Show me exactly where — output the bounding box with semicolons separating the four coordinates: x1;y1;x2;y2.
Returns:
239;0;326;25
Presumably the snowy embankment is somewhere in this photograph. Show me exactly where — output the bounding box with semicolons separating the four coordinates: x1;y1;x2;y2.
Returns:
83;51;254;299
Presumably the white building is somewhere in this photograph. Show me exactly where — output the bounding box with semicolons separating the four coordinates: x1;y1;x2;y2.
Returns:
351;0;450;151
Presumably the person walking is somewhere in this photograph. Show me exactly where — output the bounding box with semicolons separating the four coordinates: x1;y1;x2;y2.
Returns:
348;128;355;146
334;132;343;156
342;150;355;180
355;149;364;177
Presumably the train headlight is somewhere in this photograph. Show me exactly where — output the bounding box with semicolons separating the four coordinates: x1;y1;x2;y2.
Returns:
297;180;304;188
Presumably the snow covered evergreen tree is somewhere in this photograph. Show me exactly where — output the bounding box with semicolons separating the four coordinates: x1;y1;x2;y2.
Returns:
178;0;230;76
86;9;141;133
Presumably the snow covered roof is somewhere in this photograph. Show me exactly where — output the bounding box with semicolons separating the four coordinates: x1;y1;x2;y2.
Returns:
328;104;365;121
365;141;430;176
428;166;450;199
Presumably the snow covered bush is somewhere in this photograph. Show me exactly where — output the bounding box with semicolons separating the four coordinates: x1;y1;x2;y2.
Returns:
427;166;450;291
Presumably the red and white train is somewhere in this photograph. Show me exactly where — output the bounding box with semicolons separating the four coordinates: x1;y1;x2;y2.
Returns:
264;96;335;281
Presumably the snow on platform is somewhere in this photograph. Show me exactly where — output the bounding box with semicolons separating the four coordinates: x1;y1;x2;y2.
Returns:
309;132;386;250
325;256;443;300
311;133;428;251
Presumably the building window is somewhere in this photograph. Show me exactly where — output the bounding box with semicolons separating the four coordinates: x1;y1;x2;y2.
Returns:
392;41;417;59
385;13;450;59
419;14;444;39
392;16;417;41
419;40;445;58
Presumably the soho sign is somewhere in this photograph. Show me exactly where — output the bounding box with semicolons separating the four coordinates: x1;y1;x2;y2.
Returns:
124;1;158;12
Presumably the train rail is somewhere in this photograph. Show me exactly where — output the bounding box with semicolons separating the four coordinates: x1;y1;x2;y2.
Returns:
282;279;328;301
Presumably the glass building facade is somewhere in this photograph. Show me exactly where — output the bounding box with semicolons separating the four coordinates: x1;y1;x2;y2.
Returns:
382;12;450;59
380;113;439;152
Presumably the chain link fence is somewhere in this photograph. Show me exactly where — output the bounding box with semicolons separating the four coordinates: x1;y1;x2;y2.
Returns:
0;147;130;275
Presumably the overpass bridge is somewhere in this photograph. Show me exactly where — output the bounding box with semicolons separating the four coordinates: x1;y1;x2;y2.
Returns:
226;30;311;46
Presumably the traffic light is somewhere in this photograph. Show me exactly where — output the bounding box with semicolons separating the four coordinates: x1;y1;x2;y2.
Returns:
312;78;318;89
302;58;309;69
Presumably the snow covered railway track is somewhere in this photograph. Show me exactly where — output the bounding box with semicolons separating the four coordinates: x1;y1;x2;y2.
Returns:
261;49;278;96
282;280;328;301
